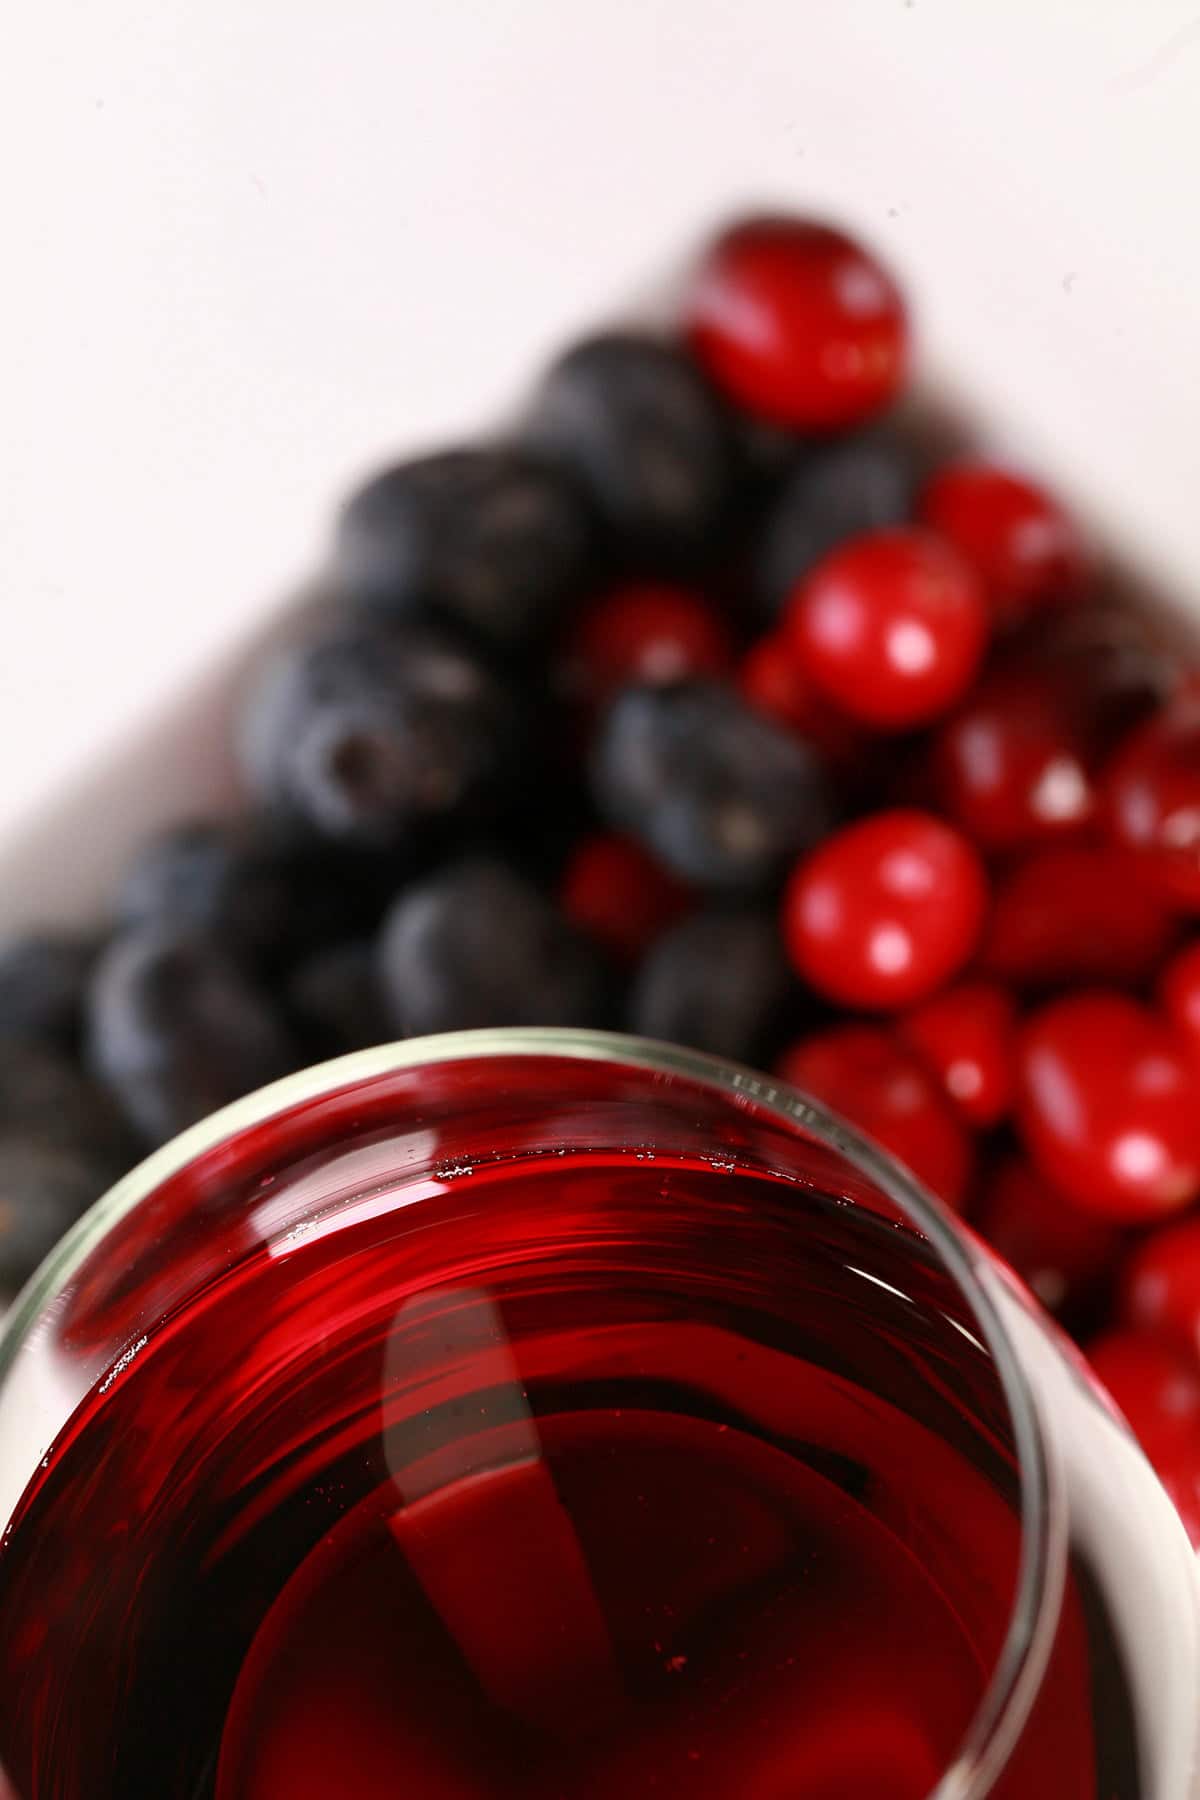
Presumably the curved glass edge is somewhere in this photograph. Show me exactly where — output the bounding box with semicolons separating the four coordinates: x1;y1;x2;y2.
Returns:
0;1027;1062;1800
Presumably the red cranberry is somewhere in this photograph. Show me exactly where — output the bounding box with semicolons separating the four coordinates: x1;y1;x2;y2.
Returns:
981;845;1175;990
1160;939;1200;1048
558;833;690;965
782;809;988;1010
898;980;1017;1129
917;461;1086;626
930;669;1095;852
561;583;734;710
975;1156;1122;1318
1120;1214;1200;1359
1016;992;1200;1222
778;1024;972;1210
1088;1329;1200;1547
1101;688;1200;907
738;632;858;764
686;217;909;431
1086;1327;1200;1461
786;528;988;730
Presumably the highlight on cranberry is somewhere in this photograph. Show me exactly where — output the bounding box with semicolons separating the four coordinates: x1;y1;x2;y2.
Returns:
3;210;1200;1791
686;216;909;429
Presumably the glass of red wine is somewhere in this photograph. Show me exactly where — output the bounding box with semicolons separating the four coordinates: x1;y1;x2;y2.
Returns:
0;1028;1196;1799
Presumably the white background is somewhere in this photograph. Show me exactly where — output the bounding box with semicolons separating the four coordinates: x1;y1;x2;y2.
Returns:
2;0;1200;919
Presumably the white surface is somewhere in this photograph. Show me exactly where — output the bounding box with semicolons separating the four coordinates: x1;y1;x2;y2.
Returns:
2;0;1200;916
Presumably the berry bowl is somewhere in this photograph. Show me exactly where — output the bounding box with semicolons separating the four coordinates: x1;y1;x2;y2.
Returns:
2;209;1200;1799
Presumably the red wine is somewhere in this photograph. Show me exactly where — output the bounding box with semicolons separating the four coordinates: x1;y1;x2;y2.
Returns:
0;1148;1115;1797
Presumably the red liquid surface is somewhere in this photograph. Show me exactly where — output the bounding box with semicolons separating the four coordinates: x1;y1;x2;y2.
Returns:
0;1149;1126;1797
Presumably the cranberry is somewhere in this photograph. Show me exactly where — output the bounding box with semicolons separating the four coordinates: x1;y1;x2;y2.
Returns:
1016;992;1200;1221
561;583;734;710
778;1024;971;1209
1101;688;1200;907
686;217;909;431
1088;1329;1200;1547
1086;1328;1200;1466
786;528;988;730
738;632;858;764
917;462;1086;626
975;1156;1122;1318
930;669;1095;852
1159;939;1200;1047
782;809;988;1010
898;981;1017;1128
981;845;1175;990
1120;1214;1200;1358
558;833;690;965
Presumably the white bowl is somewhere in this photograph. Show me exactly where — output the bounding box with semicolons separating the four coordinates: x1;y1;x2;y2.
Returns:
3;1;1197;925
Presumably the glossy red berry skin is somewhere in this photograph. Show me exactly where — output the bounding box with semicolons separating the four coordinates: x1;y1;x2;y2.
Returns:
686;217;909;431
1085;1328;1200;1536
930;669;1095;852
918;462;1086;626
1016;992;1200;1222
787;528;988;730
1101;688;1200;907
975;1156;1122;1319
782;809;988;1010
738;632;858;764
1160;940;1200;1048
898;980;1017;1129
558;833;689;964
981;845;1175;991
1120;1214;1200;1359
778;1025;972;1210
561;583;734;710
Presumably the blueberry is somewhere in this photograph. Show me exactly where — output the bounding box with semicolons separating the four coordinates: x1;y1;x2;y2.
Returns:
755;429;918;617
730;411;810;494
378;857;608;1037
0;1142;109;1293
334;447;592;649
0;1040;136;1173
286;941;390;1059
591;681;834;892
630;910;801;1065
238;619;525;852
522;332;736;565
87;929;299;1146
115;820;406;974
0;934;95;1050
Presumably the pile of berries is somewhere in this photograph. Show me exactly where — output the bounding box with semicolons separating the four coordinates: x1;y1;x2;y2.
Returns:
3;214;1199;1543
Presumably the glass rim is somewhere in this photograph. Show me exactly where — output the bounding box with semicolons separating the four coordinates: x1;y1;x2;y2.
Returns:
0;1026;1064;1800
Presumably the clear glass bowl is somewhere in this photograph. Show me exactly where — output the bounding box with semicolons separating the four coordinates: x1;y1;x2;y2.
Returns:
0;1029;1196;1799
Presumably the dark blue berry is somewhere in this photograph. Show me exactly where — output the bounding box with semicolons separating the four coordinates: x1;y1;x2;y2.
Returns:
334;447;592;648
238;619;525;852
0;934;95;1051
730;411;810;494
378;857;608;1037
115;820;406;974
630;909;801;1065
286;941;390;1059
0;1040;136;1173
523;333;736;565
0;1142;109;1293
87;929;298;1146
591;680;833;892
755;429;918;617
